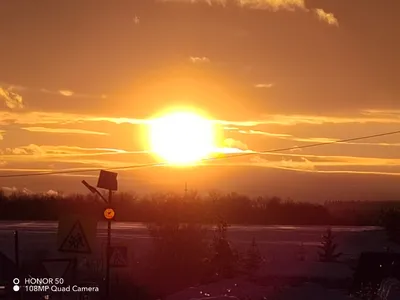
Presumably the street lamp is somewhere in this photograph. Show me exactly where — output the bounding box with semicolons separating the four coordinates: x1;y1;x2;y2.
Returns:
82;180;107;204
81;170;118;300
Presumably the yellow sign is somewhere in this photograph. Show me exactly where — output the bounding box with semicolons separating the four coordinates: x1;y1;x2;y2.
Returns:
104;208;115;220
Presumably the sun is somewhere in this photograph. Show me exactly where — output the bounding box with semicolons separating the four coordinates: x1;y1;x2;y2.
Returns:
148;111;217;165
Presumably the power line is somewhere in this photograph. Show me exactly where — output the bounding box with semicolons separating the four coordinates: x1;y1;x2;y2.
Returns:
203;129;400;161
0;129;399;178
0;163;165;178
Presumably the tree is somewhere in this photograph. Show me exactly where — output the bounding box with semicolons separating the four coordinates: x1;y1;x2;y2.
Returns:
207;216;240;279
380;208;400;245
243;237;263;274
318;228;342;262
146;222;209;295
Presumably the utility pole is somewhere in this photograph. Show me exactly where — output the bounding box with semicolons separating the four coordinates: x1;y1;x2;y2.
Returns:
184;182;188;197
105;189;112;300
14;231;19;269
81;170;117;300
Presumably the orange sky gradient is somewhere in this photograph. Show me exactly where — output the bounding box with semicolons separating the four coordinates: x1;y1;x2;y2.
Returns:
0;0;399;201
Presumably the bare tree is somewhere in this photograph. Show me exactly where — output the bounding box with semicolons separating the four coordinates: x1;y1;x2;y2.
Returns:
318;228;342;262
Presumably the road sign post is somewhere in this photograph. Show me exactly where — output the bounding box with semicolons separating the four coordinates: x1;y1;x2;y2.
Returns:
105;190;112;300
57;215;97;254
82;170;117;300
109;246;128;268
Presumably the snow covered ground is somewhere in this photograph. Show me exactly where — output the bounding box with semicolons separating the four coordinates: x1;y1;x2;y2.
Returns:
165;278;354;300
1;223;399;300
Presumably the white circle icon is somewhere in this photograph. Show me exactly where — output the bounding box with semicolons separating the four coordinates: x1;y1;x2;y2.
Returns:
12;278;20;285
13;285;20;292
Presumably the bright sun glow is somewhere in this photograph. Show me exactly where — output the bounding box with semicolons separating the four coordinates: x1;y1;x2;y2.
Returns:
149;111;216;165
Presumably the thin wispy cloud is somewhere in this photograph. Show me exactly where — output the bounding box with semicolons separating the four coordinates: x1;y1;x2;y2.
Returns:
314;8;339;27
3;145;138;158
0;111;150;126
58;90;74;97
0;186;33;195
217;113;400;127
362;109;400;117
40;88;106;99
235;129;400;148
237;129;291;138
253;152;400;167
223;138;248;150
272;167;400;177
6;84;26;92
1;145;149;169
0;82;107;100
0;171;98;178
281;157;315;171
0;87;24;109
209;152;400;176
160;0;339;26
1;110;400;129
237;0;306;11
254;83;274;88
21;127;109;136
247;114;400;126
189;56;210;63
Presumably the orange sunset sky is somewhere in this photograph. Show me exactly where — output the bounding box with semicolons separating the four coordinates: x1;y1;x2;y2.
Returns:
0;0;399;201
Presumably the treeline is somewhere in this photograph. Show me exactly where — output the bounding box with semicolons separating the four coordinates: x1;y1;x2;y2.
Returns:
0;189;399;225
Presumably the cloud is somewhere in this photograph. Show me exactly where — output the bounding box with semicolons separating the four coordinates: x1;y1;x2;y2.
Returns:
215;120;266;126
280;157;315;170
250;155;268;164
223;138;248;150
46;190;60;196
21;127;109;136
206;151;400;177
0;87;24;109
133;15;140;24
161;0;306;10
189;56;210;63
3;145;135;157
254;152;400;167
7;147;29;155
231;113;400;126
1;186;33;195
314;8;339;27
236;129;400;148
237;0;306;11
1;145;149;169
254;83;274;88
39;88;105;99
217;113;400;127
362;109;400;118
6;84;26;92
237;129;292;138
160;0;338;25
59;90;74;97
2;110;399;131
0;111;150;126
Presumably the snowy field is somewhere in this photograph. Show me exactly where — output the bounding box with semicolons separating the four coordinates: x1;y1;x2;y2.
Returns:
1;222;399;299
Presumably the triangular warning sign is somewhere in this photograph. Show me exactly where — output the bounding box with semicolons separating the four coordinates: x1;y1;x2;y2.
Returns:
43;260;71;278
110;248;127;267
59;221;91;253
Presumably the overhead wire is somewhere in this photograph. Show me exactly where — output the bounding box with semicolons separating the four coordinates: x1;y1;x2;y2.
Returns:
0;129;399;178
